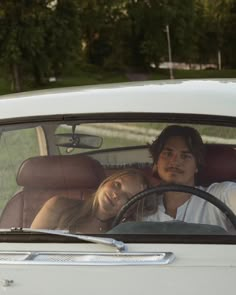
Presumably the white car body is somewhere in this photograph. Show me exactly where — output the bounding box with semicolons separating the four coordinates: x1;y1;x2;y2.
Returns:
0;79;235;294
1;80;236;118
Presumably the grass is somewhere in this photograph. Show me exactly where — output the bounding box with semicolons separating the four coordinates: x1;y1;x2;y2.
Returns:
0;66;129;95
1;67;236;95
150;69;236;80
0;76;12;95
135;123;236;140
0;128;39;210
30;69;129;91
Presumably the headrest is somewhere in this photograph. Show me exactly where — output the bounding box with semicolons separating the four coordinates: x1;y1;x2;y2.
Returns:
197;144;236;185
17;154;105;189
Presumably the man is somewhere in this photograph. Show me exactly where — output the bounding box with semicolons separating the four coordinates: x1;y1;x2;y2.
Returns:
144;125;236;232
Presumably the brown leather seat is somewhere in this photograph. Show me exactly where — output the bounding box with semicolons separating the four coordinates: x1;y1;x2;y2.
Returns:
197;144;236;186
0;154;105;229
130;144;236;186
105;144;236;187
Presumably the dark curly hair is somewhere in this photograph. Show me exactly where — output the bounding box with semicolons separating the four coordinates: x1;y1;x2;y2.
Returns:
149;125;205;169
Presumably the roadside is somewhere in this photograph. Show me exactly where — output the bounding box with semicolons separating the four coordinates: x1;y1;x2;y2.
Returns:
79;124;236;145
125;71;151;81
1;68;236;95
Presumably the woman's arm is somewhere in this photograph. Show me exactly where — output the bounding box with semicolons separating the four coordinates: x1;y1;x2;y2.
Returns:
31;196;67;229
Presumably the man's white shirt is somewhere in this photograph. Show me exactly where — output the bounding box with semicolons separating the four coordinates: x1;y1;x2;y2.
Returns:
143;181;236;232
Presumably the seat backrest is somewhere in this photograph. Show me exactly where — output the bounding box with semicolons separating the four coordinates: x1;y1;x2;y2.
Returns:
104;144;236;187
197;144;236;186
0;154;105;228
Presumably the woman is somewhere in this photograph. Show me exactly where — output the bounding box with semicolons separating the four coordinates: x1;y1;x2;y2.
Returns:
31;169;149;233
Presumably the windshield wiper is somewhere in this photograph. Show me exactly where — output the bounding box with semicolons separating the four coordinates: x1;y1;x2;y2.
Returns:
1;228;126;252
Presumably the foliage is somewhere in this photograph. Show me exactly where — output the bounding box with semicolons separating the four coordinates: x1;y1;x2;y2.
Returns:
0;0;236;92
0;0;81;90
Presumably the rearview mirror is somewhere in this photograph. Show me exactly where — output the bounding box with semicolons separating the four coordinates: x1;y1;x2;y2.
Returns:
55;133;103;149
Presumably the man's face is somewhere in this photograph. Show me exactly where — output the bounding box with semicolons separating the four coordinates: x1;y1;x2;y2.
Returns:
154;136;198;186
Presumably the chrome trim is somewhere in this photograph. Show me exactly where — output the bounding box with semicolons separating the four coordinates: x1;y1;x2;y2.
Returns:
0;279;14;287
10;228;127;252
0;251;175;266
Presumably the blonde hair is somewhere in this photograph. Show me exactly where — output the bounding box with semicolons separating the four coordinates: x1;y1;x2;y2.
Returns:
63;169;150;231
91;168;150;213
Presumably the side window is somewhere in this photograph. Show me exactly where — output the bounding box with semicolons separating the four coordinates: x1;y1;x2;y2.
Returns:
0;127;41;213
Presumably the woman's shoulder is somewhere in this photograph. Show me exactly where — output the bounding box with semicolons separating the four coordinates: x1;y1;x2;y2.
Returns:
45;196;83;213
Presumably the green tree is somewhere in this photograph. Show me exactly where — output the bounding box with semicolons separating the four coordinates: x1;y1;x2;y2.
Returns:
195;0;233;67
0;0;49;91
223;0;236;67
123;0;197;68
167;0;196;63
44;0;81;77
0;0;81;91
78;0;113;66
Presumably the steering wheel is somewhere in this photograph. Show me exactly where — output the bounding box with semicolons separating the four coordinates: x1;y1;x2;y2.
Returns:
112;184;236;230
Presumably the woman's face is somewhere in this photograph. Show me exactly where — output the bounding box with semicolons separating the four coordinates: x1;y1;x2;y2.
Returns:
97;174;146;218
154;136;198;186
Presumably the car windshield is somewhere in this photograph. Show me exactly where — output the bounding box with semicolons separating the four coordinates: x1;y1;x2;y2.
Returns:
0;120;236;242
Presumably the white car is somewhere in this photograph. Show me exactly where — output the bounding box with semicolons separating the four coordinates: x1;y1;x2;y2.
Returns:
0;79;235;294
